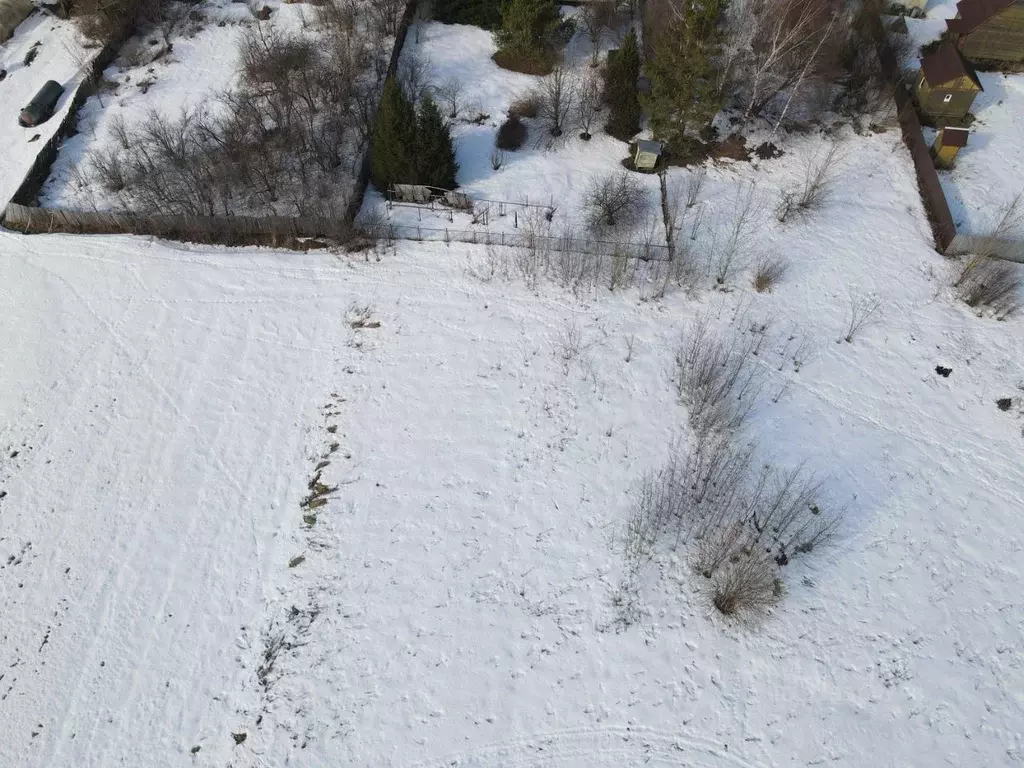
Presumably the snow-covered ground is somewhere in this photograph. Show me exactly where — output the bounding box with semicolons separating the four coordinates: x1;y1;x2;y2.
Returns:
362;17;667;247
2;107;1024;767
0;10;93;206
937;71;1024;235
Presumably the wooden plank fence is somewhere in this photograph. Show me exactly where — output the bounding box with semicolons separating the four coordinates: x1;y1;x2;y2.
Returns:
2;203;353;246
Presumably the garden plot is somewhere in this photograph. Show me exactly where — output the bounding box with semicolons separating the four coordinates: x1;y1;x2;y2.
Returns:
0;11;93;206
361;16;667;249
935;71;1024;236
39;0;255;210
39;0;396;218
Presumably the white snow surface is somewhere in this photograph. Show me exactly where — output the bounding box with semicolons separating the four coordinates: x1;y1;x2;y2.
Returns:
2;116;1024;767
0;10;92;206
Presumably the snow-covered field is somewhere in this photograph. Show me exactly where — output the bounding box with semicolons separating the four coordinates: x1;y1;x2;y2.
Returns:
0;10;93;206
3;107;1024;767
361;17;668;247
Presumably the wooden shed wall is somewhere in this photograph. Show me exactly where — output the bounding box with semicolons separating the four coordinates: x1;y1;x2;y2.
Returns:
959;4;1024;63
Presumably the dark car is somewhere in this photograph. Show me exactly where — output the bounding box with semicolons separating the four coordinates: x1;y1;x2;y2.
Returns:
19;80;64;127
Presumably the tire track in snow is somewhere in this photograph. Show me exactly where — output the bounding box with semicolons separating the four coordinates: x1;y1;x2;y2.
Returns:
403;725;768;768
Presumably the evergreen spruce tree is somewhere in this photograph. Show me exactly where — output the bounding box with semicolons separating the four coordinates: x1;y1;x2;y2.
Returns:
603;28;641;141
371;75;417;191
415;95;459;190
493;0;560;71
643;0;726;149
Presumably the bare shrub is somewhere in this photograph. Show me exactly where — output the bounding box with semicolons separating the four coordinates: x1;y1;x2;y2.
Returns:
753;254;788;292
956;258;1022;320
509;91;541;119
536;65;578;142
710;549;782;618
585;172;648;230
776;141;843;222
842;291;881;343
74;0;164;43
435;77;464;120
496;115;528;150
673;314;765;435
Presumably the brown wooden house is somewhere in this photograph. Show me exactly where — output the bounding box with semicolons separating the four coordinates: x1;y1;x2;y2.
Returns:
914;42;983;124
947;0;1024;65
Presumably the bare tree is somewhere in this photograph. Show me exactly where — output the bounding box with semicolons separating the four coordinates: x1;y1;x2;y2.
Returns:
579;0;617;66
435;76;464;120
399;53;433;108
714;182;761;285
727;0;844;124
576;69;602;140
584;171;648;229
536;65;578;142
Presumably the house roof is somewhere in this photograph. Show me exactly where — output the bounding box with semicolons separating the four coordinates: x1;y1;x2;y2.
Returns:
939;127;970;147
635;139;662;155
946;0;1016;36
920;42;983;89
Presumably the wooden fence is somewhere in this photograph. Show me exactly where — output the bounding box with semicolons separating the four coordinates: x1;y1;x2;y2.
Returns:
2;203;353;247
869;12;959;251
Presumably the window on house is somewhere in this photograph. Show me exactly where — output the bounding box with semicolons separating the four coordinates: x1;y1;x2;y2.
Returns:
943;94;953;103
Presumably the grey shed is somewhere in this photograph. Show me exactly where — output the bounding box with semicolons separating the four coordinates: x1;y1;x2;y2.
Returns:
634;140;662;171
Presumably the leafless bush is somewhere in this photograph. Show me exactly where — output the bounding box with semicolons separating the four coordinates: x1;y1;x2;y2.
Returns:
673;314;765;435
753;254;788;292
536;65;578;142
777;141;843;222
710;549;782;618
842;291;881;342
585;172;648;230
74;0;163;43
956;258;1022;320
435;77;464;120
509;91;541;119
576;69;602;140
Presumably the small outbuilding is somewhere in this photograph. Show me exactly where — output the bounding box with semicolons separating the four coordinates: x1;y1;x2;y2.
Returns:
633;139;662;171
914;42;983;124
0;0;34;43
931;126;969;167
